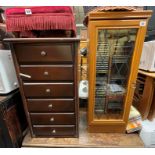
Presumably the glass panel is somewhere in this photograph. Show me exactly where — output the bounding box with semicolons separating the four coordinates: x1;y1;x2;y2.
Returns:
94;29;137;120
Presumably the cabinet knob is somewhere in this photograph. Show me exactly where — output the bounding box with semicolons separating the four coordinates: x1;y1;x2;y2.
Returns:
46;89;51;93
44;71;49;76
132;82;136;89
50;117;54;122
41;51;46;56
52;129;56;134
48;104;53;108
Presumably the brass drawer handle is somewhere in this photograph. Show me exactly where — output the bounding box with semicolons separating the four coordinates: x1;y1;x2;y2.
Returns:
46;89;51;93
48;104;53;108
41;51;46;56
52;129;56;134
44;71;49;76
50;117;54;122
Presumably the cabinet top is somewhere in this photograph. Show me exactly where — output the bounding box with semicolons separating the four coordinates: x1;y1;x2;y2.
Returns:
4;37;80;43
88;10;153;20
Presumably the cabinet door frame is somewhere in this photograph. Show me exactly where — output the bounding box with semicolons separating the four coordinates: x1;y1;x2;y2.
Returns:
88;19;148;125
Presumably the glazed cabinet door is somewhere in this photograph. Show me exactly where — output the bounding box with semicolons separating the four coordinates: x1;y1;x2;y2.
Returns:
94;28;137;120
88;20;147;127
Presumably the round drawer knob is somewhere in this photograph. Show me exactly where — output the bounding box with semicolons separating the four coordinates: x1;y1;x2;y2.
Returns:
44;71;49;76
41;51;46;56
50;117;54;122
46;89;51;93
52;129;56;134
48;104;53;108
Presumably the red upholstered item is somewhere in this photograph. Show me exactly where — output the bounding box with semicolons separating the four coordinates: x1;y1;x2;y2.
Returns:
5;6;73;15
5;6;76;36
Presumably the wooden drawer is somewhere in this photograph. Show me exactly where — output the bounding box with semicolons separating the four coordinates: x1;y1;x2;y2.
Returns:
14;43;73;63
27;99;75;112
20;65;74;81
30;113;75;125
33;125;75;137
23;83;74;98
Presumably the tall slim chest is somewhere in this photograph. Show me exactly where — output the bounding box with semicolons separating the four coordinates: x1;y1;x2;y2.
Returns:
5;38;80;138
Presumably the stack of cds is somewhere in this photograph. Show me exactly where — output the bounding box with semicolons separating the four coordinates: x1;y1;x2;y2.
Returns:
126;106;142;133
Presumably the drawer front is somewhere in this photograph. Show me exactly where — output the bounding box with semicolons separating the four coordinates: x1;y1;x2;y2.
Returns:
20;65;73;81
27;99;75;112
23;83;74;98
30;113;75;125
14;44;73;63
33;125;75;137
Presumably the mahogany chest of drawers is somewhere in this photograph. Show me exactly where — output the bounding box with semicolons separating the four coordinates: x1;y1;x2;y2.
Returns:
5;38;80;138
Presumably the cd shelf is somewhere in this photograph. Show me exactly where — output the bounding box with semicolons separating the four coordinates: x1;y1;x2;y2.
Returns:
87;10;152;132
94;29;137;118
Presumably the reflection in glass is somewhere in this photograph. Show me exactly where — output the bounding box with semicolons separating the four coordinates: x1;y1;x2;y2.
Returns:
94;29;137;120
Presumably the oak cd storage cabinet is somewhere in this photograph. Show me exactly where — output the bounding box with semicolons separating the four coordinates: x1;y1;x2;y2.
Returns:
5;38;80;138
87;11;152;133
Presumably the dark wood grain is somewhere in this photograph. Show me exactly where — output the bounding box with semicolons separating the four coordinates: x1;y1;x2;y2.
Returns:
9;44;34;137
27;99;75;113
14;43;73;63
23;83;74;98
30;113;75;125
73;42;79;137
33;125;75;137
20;65;73;81
6;38;80;138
